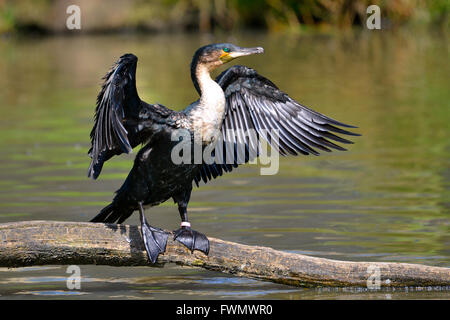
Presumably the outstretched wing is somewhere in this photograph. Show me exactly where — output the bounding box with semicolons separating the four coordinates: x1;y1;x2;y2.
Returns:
194;65;360;186
88;53;149;179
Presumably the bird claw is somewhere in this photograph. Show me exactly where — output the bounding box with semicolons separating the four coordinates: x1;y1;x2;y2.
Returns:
141;223;169;264
173;227;210;255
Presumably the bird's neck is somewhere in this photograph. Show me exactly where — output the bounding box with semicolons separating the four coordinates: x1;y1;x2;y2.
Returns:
189;62;226;144
195;64;223;103
191;60;218;94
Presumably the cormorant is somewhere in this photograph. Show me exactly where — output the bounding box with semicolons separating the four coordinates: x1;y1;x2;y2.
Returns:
88;43;359;263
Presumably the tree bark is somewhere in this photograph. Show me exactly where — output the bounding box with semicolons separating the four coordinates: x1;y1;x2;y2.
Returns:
0;220;449;288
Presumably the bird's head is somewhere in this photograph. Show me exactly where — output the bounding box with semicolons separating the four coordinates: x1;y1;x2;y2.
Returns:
193;43;264;71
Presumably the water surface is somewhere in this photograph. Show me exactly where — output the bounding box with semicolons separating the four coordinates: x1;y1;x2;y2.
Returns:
0;31;448;299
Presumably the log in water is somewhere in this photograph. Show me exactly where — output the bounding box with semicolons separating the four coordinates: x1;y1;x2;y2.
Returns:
0;220;449;288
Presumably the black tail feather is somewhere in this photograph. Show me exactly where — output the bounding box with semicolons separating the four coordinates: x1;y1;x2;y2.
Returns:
90;203;114;222
90;203;134;224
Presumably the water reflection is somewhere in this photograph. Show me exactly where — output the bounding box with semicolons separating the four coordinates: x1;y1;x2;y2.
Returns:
0;30;448;299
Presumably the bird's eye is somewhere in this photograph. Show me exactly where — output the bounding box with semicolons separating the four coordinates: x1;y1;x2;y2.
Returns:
223;48;230;53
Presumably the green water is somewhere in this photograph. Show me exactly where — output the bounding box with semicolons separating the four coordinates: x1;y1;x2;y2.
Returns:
0;31;448;299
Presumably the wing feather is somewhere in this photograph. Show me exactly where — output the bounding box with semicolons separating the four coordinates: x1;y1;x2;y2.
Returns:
194;65;360;186
88;54;173;179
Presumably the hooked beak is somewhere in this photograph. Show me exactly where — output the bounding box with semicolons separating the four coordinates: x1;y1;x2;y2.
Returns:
219;46;264;63
229;46;264;59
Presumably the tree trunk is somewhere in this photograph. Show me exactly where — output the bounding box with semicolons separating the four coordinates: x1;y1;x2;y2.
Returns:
0;220;449;288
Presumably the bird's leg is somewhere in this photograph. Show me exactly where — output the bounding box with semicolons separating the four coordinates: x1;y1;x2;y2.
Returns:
173;197;210;255
138;202;169;264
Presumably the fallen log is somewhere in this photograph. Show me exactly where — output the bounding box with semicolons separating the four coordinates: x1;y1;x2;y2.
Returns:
0;220;449;288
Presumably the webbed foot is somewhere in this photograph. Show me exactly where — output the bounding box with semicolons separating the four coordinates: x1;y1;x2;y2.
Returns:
141;222;169;264
173;226;210;255
139;203;169;264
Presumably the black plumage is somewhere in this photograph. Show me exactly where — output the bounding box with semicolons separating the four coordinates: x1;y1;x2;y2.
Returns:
88;43;359;263
195;65;359;186
88;53;173;179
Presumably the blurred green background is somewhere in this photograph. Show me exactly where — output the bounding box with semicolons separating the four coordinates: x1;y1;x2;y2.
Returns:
0;0;448;300
0;0;448;35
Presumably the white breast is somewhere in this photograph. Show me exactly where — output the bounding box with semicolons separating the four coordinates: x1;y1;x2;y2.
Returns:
190;68;226;145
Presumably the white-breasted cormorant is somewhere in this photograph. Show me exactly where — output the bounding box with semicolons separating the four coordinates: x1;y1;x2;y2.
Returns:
88;43;359;263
